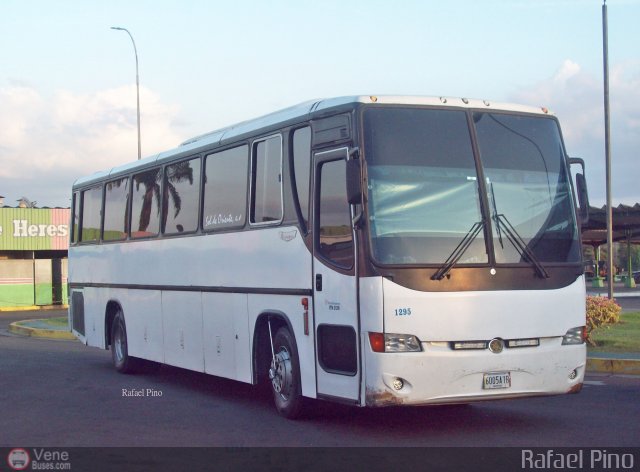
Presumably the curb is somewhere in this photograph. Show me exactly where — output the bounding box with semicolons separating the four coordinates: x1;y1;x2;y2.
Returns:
8;321;76;340
0;305;68;313
586;357;640;376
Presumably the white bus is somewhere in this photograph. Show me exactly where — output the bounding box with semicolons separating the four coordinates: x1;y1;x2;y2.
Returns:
69;96;590;418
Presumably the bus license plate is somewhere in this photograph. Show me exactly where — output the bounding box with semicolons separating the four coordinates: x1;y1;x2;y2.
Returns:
483;372;511;389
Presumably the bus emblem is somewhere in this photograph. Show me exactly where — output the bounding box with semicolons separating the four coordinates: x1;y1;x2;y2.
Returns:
488;338;504;354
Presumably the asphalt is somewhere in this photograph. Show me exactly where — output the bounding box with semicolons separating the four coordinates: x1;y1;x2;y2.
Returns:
2;283;640;375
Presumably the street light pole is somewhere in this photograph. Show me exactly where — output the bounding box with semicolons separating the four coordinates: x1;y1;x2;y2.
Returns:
602;1;614;299
111;26;142;160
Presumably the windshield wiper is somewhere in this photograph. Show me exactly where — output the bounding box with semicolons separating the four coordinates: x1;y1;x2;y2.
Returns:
431;221;484;281
487;182;549;279
493;214;550;279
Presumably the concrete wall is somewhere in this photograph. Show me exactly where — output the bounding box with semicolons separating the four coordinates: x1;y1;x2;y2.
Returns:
0;259;68;307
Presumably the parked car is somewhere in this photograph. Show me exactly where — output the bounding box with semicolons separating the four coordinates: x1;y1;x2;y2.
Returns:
634;271;640;284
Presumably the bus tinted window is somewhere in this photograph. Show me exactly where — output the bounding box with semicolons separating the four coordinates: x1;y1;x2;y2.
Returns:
292;127;311;230
473;112;580;264
318;159;354;268
251;136;282;224
71;192;79;244
163;157;201;234
103;177;129;241
131;168;161;238
364;107;485;265
203;145;248;231
80;186;102;242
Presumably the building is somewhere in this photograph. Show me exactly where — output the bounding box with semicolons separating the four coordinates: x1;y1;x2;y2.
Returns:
0;206;69;308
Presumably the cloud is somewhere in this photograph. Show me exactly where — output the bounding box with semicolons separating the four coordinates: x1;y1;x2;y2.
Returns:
510;59;640;206
0;84;183;207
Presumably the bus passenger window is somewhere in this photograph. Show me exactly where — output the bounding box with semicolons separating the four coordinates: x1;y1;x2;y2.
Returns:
131;168;161;238
80;186;102;242
292;127;311;231
203;145;248;231
71;192;79;244
103;177;129;241
163;157;200;234
251;136;283;224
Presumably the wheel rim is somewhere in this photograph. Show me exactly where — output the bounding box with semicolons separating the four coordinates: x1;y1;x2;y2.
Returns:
114;321;125;363
270;347;293;400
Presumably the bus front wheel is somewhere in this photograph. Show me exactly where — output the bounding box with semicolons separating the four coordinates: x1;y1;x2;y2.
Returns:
269;327;304;419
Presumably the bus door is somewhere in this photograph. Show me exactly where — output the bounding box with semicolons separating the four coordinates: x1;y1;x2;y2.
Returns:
312;147;360;403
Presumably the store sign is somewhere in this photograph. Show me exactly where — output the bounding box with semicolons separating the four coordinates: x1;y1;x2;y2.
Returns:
0;208;70;251
10;220;68;238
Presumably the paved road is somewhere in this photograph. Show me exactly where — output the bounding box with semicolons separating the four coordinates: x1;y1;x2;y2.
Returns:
618;297;640;312
1;318;639;448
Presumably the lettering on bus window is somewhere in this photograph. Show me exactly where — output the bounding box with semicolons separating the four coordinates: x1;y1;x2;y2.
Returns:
131;168;161;238
251;135;282;224
318;159;354;268
292;127;311;231
103;177;129;241
163;157;201;234
203;145;248;231
80;186;102;242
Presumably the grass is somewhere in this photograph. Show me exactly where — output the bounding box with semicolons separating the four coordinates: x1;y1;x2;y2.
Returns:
588;312;640;353
43;316;69;327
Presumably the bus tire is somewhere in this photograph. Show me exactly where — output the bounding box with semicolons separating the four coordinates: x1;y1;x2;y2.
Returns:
111;310;140;374
270;327;304;419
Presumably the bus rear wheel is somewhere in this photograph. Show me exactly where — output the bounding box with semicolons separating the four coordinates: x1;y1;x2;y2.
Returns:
269;327;304;419
111;310;141;374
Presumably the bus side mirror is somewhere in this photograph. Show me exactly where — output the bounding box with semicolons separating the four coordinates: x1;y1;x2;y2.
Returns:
569;157;590;225
346;156;362;205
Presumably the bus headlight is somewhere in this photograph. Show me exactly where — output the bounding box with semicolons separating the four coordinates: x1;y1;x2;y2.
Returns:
369;332;422;353
562;326;587;345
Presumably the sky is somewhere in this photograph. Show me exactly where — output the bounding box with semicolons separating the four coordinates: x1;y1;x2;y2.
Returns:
1;0;638;208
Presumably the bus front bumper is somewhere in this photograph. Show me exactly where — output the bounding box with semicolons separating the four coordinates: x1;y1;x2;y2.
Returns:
363;339;586;407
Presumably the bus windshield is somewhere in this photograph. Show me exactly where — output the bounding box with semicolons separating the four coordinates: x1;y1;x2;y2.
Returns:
474;112;580;264
363;107;581;266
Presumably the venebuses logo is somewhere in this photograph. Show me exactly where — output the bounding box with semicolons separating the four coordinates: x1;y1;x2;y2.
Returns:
7;448;30;471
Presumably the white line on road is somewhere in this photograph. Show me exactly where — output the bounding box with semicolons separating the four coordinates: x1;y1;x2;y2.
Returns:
583;380;606;386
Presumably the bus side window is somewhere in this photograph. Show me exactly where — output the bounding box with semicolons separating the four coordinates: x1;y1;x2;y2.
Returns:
292;127;311;232
317;159;354;269
71;192;79;244
103;177;129;241
251;135;283;224
131;168;162;239
80;186;102;243
163;157;201;235
202;145;249;231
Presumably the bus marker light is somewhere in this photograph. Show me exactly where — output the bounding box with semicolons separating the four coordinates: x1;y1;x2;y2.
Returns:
369;332;385;353
507;338;539;348
301;298;309;335
452;341;487;350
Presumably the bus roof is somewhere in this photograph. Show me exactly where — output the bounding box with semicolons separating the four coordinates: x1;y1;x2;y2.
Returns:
73;95;552;189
